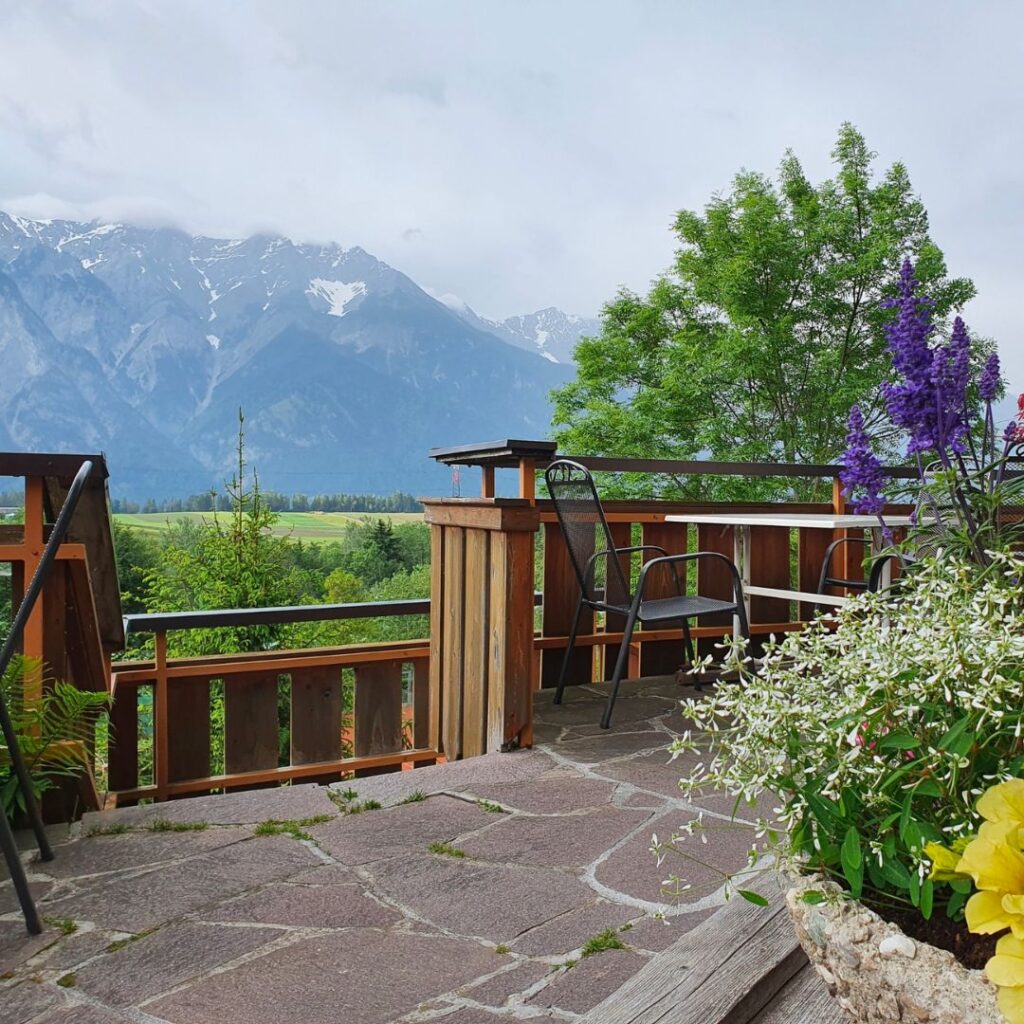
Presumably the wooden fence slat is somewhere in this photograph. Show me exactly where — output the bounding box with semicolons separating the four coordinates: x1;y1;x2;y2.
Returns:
442;526;465;759
797;526;834;621
748;525;792;626
639;521;689;677
224;672;280;784
541;522;593;689
291;665;342;784
106;681;139;795
428;525;444;753
167;679;211;795
461;528;489;758
412;659;436;767
696;524;735;657
354;660;404;777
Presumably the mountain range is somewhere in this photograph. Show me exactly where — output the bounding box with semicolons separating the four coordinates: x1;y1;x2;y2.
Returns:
0;212;598;498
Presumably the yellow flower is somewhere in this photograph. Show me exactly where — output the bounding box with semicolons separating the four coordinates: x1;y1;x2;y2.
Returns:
979;780;1024;828
959;821;1024;939
924;841;968;882
988;934;1024;1024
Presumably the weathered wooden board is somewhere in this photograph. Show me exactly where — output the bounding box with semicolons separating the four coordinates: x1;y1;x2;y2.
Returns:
639;520;689;677
290;665;342;783
462;528;489;757
577;883;806;1024
541;522;594;688
753;963;845;1024
167;681;211;794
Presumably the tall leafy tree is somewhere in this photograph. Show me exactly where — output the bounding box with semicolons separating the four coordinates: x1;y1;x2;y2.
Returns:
552;124;977;498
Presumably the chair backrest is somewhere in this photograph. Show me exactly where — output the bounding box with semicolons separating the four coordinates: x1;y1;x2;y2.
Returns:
544;459;629;605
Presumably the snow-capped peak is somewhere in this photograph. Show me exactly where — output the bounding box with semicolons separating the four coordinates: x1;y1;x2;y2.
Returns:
306;278;367;317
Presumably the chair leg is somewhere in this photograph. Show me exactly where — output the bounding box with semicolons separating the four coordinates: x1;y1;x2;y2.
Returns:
681;619;695;667
601;609;639;730
0;799;42;935
554;595;585;705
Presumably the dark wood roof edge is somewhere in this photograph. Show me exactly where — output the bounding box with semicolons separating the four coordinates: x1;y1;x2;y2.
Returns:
0;452;109;482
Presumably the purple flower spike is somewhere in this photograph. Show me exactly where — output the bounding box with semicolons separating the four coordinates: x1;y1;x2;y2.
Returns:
980;353;1001;402
881;259;939;454
841;405;887;516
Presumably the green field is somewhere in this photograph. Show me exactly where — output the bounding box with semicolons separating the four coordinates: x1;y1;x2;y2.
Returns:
115;510;424;542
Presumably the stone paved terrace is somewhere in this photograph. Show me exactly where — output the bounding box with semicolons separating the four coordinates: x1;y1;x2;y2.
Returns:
1;677;772;1024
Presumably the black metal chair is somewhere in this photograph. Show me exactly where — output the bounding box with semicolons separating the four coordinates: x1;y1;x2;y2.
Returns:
816;537;900;607
545;460;749;729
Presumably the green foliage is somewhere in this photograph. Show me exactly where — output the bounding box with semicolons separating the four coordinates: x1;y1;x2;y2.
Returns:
476;799;506;814
112;521;162;615
552;124;976;500
580;929;626;957
254;814;332;840
323;568;366;605
427;841;467;858
142;413;321;658
674;551;1024;919
44;917;77;936
400;790;426;804
0;656;110;816
147;818;208;833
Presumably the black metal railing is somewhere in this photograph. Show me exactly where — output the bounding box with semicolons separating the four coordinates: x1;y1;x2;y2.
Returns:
0;459;93;934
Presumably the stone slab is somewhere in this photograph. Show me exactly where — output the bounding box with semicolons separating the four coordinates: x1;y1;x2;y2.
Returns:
81;784;338;829
460;807;650;869
464;778;616;815
39;837;318;933
145;928;502;1024
38;827;251;880
328;750;556;807
365;854;593;943
2;979;65;1024
594;809;754;905
41;927;123;970
511;901;637;956
430;1008;510;1023
0;919;59;975
203;882;399;929
459;959;552;1006
0;878;53;915
528;949;648;1013
309;795;493;865
35;1006;132;1024
73;921;280;1006
552;730;671;764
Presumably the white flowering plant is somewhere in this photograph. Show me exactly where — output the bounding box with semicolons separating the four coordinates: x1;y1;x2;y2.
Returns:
672;550;1024;922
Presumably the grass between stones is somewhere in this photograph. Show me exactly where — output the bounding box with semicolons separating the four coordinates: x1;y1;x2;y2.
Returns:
326;788;382;814
475;799;506;814
580;929;627;958
43;917;77;936
148;819;208;833
84;823;130;837
427;841;467;859
56;973;76;988
400;790;426;805
254;815;333;841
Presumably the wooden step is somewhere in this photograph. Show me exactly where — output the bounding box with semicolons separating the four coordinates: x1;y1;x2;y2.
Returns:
579;879;844;1024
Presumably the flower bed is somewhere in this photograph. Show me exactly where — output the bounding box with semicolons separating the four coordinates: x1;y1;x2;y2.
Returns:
786;875;999;1024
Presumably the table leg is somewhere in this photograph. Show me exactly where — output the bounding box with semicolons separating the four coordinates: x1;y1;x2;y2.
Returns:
735;525;751;650
871;528;892;590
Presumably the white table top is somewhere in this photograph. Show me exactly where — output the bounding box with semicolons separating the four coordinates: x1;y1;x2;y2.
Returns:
664;512;916;529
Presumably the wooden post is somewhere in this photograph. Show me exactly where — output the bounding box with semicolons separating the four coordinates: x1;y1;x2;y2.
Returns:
154;631;170;801
519;458;536;503
481;466;495;498
422;499;540;758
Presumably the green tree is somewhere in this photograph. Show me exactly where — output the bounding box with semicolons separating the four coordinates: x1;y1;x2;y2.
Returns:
143;412;319;656
112;521;162;615
324;568;366;604
552;124;977;499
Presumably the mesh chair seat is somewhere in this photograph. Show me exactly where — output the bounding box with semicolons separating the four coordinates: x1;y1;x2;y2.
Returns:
632;595;738;623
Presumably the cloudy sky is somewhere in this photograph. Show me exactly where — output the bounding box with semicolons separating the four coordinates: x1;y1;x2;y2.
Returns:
0;0;1021;392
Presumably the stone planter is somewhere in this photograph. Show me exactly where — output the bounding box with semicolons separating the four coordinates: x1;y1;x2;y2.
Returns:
785;874;1000;1023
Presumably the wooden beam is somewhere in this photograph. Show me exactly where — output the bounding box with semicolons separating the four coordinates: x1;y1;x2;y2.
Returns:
518;457;536;502
480;465;495;498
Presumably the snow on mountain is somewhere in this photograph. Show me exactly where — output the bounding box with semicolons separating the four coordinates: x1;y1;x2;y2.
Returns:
0;211;578;498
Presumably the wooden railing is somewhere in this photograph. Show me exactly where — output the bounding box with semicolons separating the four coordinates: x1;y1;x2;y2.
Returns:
83;439;918;807
107;602;438;805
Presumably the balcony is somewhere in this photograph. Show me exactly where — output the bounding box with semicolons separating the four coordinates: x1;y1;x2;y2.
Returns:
1;442;891;1022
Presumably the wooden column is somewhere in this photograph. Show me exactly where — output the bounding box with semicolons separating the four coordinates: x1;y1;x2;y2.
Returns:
423;499;540;760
